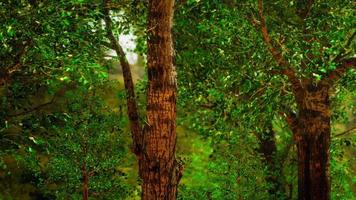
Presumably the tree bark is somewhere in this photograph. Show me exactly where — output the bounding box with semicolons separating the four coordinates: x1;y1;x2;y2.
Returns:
294;83;330;200
141;0;180;199
82;161;89;200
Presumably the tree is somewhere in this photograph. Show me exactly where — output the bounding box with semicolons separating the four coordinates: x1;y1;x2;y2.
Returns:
256;1;355;199
174;0;355;199
141;0;180;198
41;87;131;200
1;0;354;199
103;0;181;198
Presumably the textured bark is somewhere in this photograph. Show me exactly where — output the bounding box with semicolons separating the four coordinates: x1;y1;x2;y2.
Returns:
258;125;286;199
82;162;89;200
294;83;330;200
141;0;180;199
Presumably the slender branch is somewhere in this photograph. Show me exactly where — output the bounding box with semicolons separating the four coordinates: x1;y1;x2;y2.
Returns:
7;41;31;73
334;126;356;138
103;0;142;156
100;41;114;50
344;31;356;49
7;83;75;117
249;85;267;99
174;0;188;9
8;99;55;117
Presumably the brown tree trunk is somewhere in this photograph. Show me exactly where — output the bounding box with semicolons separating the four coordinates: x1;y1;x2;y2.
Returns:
258;125;286;199
82;162;89;200
294;84;330;200
140;0;180;199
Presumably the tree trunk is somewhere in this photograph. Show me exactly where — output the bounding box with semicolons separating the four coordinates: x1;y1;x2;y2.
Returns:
141;0;180;199
258;125;286;199
295;84;330;200
82;162;89;200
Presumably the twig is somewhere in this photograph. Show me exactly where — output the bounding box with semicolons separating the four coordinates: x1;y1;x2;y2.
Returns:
334;127;356;138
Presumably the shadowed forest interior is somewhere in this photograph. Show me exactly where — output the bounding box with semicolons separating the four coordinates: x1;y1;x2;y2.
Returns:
0;0;355;200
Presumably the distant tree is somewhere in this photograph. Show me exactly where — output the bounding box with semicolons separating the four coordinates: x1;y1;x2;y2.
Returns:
256;1;355;199
41;88;131;200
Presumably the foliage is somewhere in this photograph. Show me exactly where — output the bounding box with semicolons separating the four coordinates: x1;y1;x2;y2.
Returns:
39;85;132;199
0;0;355;199
175;0;355;199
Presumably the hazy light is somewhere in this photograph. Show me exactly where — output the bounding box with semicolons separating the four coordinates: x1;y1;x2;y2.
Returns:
105;33;138;65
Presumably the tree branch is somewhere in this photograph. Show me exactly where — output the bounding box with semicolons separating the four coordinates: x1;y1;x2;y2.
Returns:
344;31;355;49
0;41;32;86
100;41;115;50
332;31;356;63
323;57;356;84
7;41;31;73
322;31;356;85
103;0;142;156
257;0;304;100
8;99;55;118
296;0;314;20
257;0;289;68
334;126;356;138
7;83;76;118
